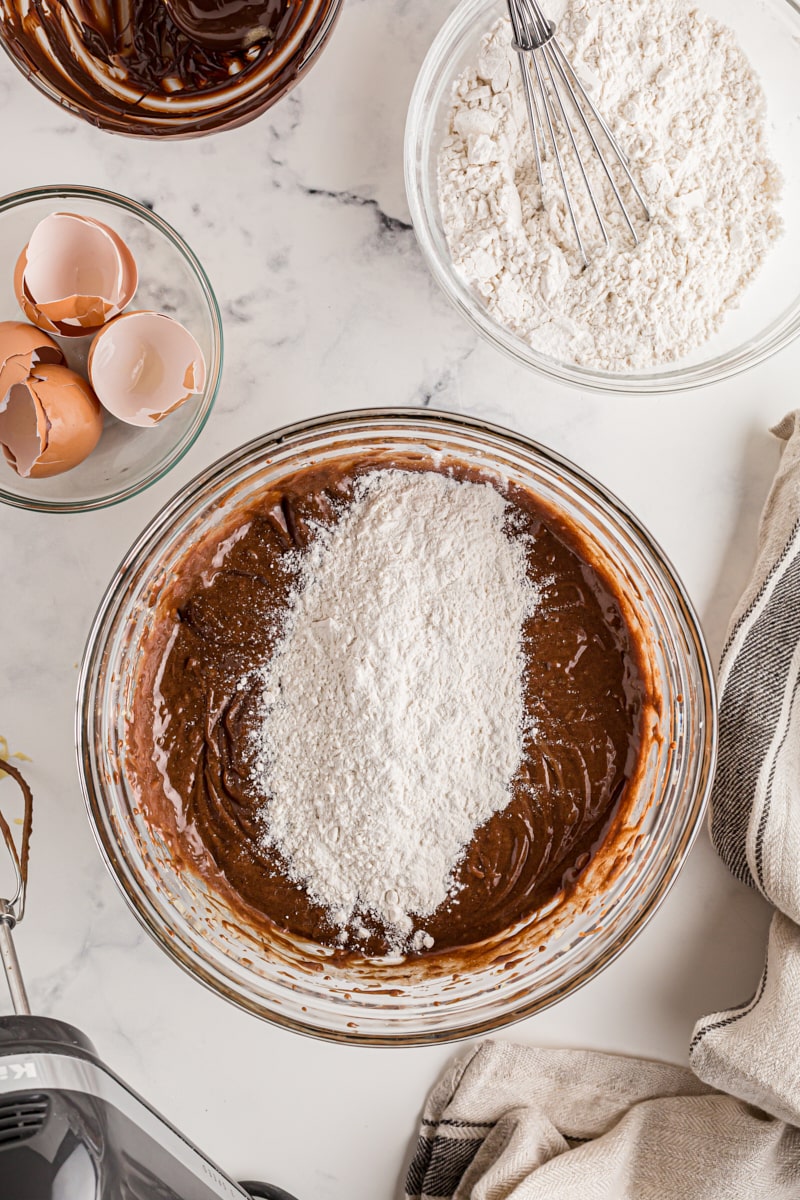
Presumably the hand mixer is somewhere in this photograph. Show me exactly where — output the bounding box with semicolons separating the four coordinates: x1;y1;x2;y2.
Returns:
506;0;650;264
0;759;298;1200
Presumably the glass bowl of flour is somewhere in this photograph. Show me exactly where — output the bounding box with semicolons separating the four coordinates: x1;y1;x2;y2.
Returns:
77;410;715;1043
405;0;800;392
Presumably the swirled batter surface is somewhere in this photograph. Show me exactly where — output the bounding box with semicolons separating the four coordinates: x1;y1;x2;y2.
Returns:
130;454;648;957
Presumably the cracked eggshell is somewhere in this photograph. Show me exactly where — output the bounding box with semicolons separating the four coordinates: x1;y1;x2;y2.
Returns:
14;212;138;338
0;322;64;401
88;311;206;427
0;364;103;478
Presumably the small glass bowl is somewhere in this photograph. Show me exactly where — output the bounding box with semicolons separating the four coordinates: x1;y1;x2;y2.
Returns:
0;0;342;138
77;410;716;1045
405;0;800;393
0;186;222;513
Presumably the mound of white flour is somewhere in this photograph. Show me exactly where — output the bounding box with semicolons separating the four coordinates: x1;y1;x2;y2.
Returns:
251;469;536;951
437;0;782;370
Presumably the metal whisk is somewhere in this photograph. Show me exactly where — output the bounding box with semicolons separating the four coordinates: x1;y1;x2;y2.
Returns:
506;0;650;264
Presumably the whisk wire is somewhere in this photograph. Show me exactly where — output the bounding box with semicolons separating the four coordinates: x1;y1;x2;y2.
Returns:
508;0;545;187
527;37;590;262
545;38;637;245
540;37;611;250
507;0;651;263
550;35;651;220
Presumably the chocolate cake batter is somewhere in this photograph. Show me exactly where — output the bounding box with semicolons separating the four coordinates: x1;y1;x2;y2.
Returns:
130;454;649;958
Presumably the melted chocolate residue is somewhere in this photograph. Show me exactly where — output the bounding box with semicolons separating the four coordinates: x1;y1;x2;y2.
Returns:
44;0;303;93
0;0;335;135
163;0;299;51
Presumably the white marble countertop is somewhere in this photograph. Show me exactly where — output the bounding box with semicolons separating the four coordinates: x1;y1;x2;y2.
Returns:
0;0;791;1195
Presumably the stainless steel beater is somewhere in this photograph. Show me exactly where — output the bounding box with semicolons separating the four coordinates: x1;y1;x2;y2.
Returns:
0;760;300;1200
0;758;32;1016
506;0;650;264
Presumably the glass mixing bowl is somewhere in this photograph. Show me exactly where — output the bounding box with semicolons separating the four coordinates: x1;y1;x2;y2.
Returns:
77;409;716;1044
0;186;222;513
0;0;342;138
405;0;800;393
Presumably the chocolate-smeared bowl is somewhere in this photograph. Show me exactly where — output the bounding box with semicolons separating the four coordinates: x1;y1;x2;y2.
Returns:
77;409;716;1044
0;0;342;137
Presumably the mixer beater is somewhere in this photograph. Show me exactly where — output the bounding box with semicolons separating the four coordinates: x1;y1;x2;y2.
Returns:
0;760;297;1200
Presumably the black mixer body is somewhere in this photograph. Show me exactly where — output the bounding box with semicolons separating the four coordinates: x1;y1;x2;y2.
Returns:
0;1015;287;1200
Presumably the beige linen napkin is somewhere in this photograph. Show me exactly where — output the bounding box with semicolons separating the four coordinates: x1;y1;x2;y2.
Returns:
405;1042;800;1199
405;413;800;1200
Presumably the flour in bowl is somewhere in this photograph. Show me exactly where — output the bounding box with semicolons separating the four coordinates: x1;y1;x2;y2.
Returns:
250;469;537;950
437;0;782;370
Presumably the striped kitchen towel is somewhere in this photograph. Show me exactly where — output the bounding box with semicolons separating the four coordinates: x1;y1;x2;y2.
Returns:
405;412;800;1199
690;410;800;1123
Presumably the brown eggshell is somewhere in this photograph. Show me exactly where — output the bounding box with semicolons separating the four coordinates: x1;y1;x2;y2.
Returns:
106;225;139;309
36;294;114;329
14;248;60;335
0;322;64;402
0;383;49;478
14;213;139;338
87;310;206;427
0;364;103;478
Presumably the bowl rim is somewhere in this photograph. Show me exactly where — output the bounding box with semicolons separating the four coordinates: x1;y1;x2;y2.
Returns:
403;0;800;395
76;406;718;1045
0;184;223;514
